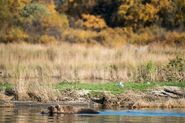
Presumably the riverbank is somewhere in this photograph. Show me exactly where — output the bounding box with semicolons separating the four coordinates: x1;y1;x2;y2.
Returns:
56;82;185;109
0;44;184;109
1;82;185;109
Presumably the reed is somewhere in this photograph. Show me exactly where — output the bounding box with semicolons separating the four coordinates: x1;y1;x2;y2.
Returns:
0;43;184;83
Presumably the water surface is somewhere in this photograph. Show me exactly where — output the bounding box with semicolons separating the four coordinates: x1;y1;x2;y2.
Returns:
0;107;185;123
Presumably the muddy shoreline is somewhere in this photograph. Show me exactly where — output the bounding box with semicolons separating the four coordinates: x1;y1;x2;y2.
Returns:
1;86;185;109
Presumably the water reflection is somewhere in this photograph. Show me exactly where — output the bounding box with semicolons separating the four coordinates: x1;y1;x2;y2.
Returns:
0;107;185;123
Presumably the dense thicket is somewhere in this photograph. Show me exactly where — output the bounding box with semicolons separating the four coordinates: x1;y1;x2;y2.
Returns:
0;0;185;46
57;0;185;29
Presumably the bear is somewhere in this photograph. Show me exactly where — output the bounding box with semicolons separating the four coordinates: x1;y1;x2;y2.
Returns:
41;105;57;116
41;105;99;115
55;105;99;114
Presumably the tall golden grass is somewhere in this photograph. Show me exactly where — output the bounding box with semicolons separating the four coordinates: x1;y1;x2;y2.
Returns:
0;43;184;83
14;78;59;102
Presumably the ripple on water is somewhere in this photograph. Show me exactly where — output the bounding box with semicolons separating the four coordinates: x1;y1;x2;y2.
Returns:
97;110;185;117
0;107;185;123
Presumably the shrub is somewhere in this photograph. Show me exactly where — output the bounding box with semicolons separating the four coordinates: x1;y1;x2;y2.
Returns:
96;28;127;47
125;26;185;46
21;2;69;43
81;14;107;30
21;3;49;19
164;32;185;46
63;28;127;46
40;13;69;30
63;29;98;43
129;26;166;44
160;57;185;82
117;0;159;29
137;61;157;82
38;35;57;44
2;27;28;43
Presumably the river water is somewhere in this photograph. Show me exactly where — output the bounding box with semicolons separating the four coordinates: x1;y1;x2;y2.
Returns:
0;107;185;123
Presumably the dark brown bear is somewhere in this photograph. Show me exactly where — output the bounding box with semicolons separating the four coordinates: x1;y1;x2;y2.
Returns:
55;105;99;114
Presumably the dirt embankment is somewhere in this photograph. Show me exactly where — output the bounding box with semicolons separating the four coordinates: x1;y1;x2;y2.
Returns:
0;86;185;109
99;86;185;109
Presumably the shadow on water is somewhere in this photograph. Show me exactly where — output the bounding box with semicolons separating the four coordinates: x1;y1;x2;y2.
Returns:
0;106;185;123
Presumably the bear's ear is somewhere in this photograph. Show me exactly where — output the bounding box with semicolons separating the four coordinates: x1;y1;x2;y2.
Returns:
55;104;60;109
48;105;55;111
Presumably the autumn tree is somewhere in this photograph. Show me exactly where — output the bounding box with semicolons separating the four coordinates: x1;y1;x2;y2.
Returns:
0;0;31;43
174;0;185;29
117;0;159;30
20;1;69;43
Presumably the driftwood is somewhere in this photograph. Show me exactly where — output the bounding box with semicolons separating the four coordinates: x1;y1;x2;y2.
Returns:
164;87;185;97
152;86;185;98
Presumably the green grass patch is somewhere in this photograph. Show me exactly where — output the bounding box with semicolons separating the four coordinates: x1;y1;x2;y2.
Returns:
0;83;13;91
56;82;124;94
157;81;185;87
56;81;185;94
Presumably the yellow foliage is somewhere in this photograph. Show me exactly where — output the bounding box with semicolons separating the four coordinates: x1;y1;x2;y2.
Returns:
41;13;69;30
152;0;174;9
118;0;135;16
5;27;28;43
43;2;69;29
164;32;185;46
13;0;31;10
63;28;126;46
140;4;159;22
119;0;158;24
98;28;127;47
46;3;57;14
18;0;31;5
129;26;164;44
118;4;130;16
63;29;98;43
38;35;57;44
81;14;107;30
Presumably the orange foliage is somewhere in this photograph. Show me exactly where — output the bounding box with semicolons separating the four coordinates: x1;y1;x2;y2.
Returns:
81;14;107;30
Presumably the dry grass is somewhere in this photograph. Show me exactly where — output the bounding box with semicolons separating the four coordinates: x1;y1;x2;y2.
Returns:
117;90;185;109
131;98;185;109
0;43;184;84
14;77;60;102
